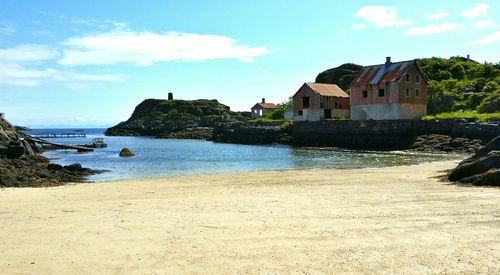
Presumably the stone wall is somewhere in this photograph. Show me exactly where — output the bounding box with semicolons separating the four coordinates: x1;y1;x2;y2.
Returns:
215;119;499;149
291;119;498;148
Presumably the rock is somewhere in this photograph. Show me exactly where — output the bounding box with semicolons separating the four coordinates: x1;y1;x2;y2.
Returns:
119;148;135;157
47;163;63;170
6;144;25;159
459;169;500;186
448;134;500;186
21;139;36;156
64;163;83;172
449;151;500;181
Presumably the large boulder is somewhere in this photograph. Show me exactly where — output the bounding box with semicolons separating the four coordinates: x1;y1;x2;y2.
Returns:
119;148;135;157
448;135;500;186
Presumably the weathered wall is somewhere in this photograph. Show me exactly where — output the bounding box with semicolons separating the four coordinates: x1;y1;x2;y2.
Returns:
291;119;498;148
351;103;427;120
214;119;499;149
293;109;321;121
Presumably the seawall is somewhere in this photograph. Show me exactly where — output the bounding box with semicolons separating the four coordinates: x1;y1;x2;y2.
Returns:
214;119;499;149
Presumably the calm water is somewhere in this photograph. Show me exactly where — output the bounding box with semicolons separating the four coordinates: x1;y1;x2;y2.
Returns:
27;128;461;182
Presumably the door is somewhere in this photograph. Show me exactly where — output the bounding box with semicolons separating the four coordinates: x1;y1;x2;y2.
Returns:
324;109;332;119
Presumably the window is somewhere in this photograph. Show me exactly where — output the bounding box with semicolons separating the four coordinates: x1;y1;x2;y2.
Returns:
302;97;310;108
405;88;411;97
416;74;420;83
320;102;324;108
298;110;303;116
362;90;368;98
334;102;338;108
405;74;410;82
378;89;385;97
416;88;420;97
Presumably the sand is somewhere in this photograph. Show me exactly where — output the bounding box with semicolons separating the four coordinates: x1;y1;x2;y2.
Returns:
0;160;499;274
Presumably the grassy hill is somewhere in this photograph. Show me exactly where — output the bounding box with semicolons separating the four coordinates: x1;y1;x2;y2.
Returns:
106;99;247;136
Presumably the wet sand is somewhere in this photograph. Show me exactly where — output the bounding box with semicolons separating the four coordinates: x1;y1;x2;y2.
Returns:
0;160;499;274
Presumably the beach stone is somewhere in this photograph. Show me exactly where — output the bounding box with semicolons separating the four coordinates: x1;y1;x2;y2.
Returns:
119;148;135;157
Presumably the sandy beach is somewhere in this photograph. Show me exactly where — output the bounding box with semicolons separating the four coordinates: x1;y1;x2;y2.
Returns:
0;160;499;274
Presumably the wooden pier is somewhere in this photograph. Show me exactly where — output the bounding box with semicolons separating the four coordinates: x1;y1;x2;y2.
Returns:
27;137;93;152
30;133;86;139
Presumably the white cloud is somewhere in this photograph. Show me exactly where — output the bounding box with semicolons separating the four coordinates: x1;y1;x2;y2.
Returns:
472;20;495;29
460;3;489;19
404;22;465;36
472;31;500;45
355;6;411;28
352;23;366;30
426;11;448;20
58;31;272;66
0;45;123;86
0;44;58;62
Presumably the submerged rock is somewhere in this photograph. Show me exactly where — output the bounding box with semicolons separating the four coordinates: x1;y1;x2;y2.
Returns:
119;148;135;157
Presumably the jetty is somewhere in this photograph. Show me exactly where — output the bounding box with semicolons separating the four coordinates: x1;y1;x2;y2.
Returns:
30;133;86;139
26;137;94;152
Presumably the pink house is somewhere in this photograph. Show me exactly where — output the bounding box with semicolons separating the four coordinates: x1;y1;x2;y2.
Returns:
349;57;428;120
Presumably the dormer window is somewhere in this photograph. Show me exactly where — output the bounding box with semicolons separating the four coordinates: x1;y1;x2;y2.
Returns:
405;74;410;82
416;74;421;83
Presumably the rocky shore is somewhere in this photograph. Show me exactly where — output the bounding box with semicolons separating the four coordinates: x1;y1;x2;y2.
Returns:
448;135;500;186
0;117;98;187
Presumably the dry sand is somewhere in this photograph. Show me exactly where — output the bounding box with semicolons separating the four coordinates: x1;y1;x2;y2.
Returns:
0;160;499;274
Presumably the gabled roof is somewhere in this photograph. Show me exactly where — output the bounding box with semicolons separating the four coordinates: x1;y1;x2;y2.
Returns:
349;60;427;87
304;82;349;98
252;103;277;109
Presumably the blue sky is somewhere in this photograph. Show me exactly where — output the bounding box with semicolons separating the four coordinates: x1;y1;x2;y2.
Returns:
1;0;499;128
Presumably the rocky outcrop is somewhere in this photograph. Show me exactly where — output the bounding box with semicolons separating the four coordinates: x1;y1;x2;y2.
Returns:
119;148;135;157
448;135;500;186
1;117;99;187
315;63;363;91
411;134;483;153
105;99;247;137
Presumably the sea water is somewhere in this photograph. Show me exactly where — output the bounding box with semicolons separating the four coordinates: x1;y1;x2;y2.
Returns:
27;129;461;182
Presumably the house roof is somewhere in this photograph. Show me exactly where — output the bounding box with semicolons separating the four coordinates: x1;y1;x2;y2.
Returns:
305;82;349;98
350;60;429;87
252;103;277;109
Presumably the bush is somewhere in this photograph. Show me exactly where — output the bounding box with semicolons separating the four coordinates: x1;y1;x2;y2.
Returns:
478;89;500;113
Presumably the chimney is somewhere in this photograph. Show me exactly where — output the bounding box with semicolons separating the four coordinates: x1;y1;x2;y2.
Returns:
467;54;470;61
261;98;265;104
168;92;173;100
385;56;391;65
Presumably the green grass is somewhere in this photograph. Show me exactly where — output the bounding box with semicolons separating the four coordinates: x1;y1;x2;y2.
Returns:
422;110;500;122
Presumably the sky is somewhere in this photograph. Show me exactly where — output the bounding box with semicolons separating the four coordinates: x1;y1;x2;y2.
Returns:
0;0;499;128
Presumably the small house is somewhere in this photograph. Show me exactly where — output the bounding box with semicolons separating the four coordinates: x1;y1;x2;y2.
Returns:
349;57;428;120
251;98;277;118
292;82;349;121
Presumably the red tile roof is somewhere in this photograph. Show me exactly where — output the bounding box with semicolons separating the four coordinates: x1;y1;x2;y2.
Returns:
306;83;349;98
252;103;277;109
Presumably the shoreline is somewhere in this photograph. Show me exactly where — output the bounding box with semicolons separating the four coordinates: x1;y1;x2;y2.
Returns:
85;158;462;184
1;160;499;273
